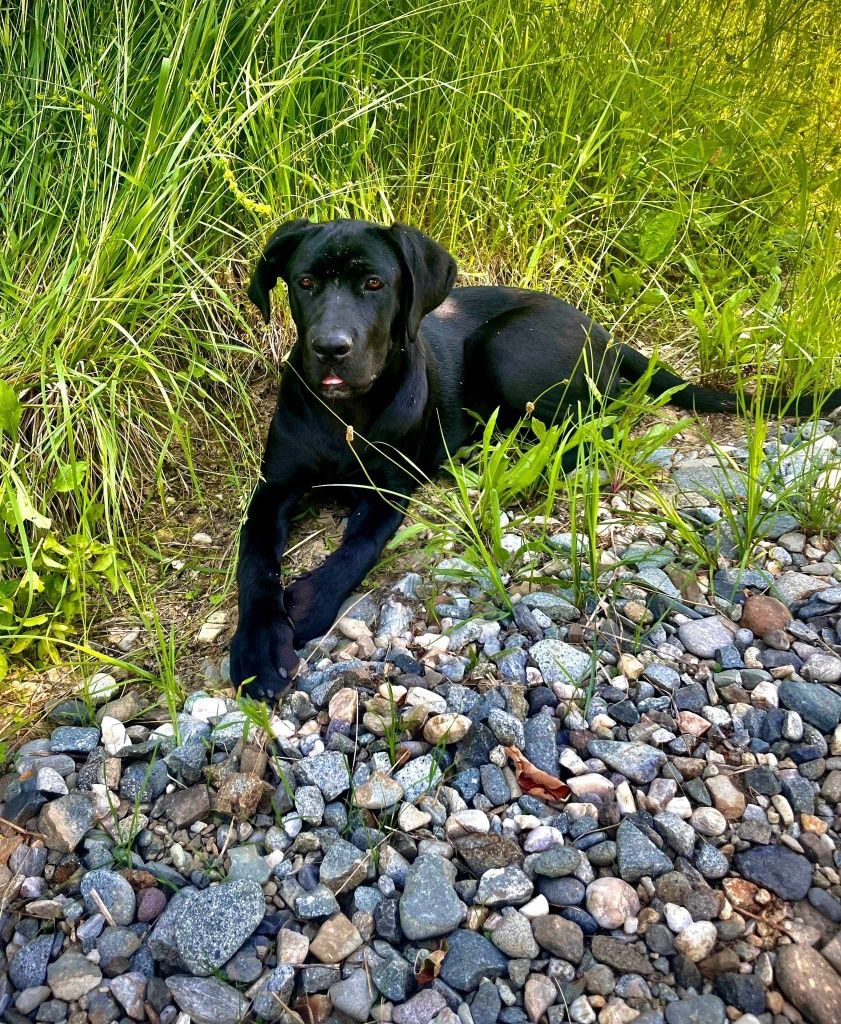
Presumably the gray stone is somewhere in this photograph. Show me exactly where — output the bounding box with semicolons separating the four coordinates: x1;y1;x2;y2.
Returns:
394;754;443;802
166;975;249;1024
529;639;592;685
587;740;665;784
616;820;673;881
400;855;465;940
677;617;735;658
653;812;695;858
491;909;540;959
251;965;296;1020
9;936;53;990
664;995;726;1024
170;879;265;975
46;951;101;1001
487;709;526;748
734;845;812;900
226;845;270;884
38;792;98;852
80;869;136;925
49;726;100;753
439;929;510;992
328;969;375;1022
523;713;558;775
778;679;841;732
475;866;534;906
320;838;370;893
295;751;351;800
370;951;414;1002
392;990;447;1024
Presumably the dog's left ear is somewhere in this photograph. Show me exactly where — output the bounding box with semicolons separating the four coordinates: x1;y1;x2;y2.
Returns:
248;218;315;323
389;223;457;340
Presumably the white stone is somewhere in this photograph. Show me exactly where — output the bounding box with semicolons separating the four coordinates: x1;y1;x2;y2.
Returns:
585;877;640;929
101;716;129;756
674;920;718;961
664;903;693;932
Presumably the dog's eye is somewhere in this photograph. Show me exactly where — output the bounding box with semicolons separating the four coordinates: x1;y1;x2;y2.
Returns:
298;276;314;290
365;277;383;291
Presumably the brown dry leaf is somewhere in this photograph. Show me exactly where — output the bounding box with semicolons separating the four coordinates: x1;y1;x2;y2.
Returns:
415;945;447;984
504;745;570;804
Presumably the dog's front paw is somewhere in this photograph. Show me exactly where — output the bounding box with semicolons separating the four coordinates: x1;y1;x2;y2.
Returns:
230;608;304;703
285;578;337;646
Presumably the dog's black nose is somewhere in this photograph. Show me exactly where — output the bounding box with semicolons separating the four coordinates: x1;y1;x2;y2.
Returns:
311;331;353;361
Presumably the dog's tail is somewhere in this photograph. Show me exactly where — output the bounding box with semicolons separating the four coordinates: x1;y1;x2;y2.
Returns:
617;343;841;418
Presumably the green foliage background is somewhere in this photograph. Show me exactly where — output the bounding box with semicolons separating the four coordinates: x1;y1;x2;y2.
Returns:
1;0;839;675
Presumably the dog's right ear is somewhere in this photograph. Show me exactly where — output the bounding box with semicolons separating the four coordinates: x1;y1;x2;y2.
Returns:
247;218;314;323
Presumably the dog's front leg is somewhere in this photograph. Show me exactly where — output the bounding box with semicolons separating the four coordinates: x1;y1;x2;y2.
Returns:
230;479;303;701
284;494;407;645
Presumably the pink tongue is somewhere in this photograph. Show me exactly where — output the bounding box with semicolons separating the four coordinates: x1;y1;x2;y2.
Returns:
322;374;345;386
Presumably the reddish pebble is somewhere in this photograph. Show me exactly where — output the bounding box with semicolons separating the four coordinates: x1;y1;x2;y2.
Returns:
137;887;167;922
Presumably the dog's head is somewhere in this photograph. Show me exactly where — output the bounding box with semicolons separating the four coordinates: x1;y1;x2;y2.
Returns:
248;218;457;399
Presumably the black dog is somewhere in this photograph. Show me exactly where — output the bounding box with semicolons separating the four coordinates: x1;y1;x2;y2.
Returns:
230;217;840;701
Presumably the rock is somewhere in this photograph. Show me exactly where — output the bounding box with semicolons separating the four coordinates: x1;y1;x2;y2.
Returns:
80;869;137;925
227;844;270;884
532;915;584;961
740;593;791;635
774;571;831;605
153;784;211;827
439;929;510;991
137;887;167;922
353;771;405;809
705;775;745;820
49;725;100;753
475;865;534;906
9;936;53;990
329;969;375;1022
775;944;841;1024
678;617;735;658
319;838;371;892
529;639;592;685
590;935;652;975
713;973;765;1016
309;913;363;962
673;921;717;962
585;878;640;929
166;975;249;1024
296;751;351;800
491;908;540;959
394;754;443;802
803;654;841;683
46;951;102;1001
778;679;841;731
392;990;447;1024
524;974;556;1022
664;995;725;1024
170;879;265;975
400;854;466;939
424;712;472;744
455;833;525;874
616;820;673;881
589;740;666;786
251;965;295;1019
734;845;813;900
216;773;270;819
38;792;97;852
110;973;146;1020
369;951;414;1003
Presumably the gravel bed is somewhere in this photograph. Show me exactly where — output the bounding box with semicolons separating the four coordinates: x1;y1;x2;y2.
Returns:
2;423;841;1024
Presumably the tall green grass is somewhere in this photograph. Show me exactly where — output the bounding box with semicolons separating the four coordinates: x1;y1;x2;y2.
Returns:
1;0;839;681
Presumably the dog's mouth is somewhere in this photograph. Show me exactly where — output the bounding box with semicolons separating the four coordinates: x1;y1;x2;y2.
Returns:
320;373;352;397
